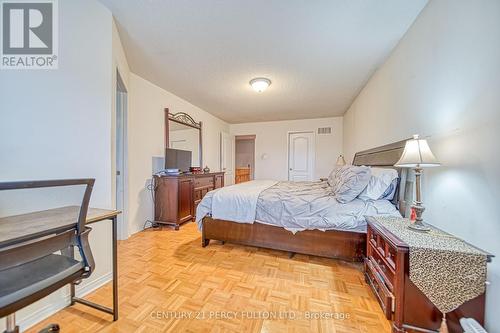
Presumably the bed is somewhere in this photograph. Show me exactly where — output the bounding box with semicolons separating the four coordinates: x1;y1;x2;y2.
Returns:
197;140;413;262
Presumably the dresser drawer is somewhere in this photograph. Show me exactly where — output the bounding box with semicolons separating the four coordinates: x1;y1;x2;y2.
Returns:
194;176;214;189
194;186;213;202
214;174;223;188
365;258;394;320
194;189;202;202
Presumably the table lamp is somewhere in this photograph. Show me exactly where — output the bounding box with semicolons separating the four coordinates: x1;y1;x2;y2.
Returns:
395;135;440;232
336;155;346;166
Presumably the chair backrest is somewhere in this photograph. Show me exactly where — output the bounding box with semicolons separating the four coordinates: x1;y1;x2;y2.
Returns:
0;179;95;273
0;179;94;233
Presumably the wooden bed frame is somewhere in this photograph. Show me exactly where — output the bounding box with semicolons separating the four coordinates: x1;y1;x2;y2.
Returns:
201;139;413;262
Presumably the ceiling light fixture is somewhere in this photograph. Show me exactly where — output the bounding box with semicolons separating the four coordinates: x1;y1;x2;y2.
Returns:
249;77;271;93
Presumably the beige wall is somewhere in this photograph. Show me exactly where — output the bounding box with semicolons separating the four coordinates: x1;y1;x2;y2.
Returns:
343;0;500;330
230;117;343;180
128;74;229;234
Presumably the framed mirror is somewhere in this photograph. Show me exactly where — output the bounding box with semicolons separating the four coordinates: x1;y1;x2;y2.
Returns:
164;108;202;167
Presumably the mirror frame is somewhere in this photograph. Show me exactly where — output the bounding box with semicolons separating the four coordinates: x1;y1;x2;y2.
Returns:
164;108;203;167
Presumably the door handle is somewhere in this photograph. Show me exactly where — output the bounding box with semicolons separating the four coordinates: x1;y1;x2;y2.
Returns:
289;168;292;171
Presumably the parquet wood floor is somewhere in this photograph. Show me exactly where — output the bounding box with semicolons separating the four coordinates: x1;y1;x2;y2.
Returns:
27;222;391;333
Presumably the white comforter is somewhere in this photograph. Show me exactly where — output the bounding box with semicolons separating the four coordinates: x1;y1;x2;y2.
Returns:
205;179;277;223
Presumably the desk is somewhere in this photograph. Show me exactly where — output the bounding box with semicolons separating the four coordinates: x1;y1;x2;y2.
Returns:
0;206;121;321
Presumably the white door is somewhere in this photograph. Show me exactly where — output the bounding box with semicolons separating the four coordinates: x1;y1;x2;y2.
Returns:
220;132;235;185
288;131;315;181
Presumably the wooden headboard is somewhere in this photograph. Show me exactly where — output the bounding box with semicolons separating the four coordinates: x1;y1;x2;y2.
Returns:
352;139;413;217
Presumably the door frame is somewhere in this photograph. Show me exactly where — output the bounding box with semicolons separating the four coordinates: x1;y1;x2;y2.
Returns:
287;131;316;181
115;70;128;240
235;135;256;181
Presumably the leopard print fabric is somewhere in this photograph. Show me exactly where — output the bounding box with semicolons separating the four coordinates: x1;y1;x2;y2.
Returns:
375;217;488;313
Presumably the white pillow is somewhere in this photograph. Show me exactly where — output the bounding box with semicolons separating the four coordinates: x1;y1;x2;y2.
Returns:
358;167;398;201
328;165;371;203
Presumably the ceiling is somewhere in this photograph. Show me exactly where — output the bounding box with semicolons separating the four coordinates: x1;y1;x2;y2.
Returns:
100;0;427;123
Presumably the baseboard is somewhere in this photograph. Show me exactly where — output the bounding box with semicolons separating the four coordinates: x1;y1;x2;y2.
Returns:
19;272;112;331
75;272;113;299
129;223;144;236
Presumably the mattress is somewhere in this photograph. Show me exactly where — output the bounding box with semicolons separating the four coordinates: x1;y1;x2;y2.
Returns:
196;180;402;234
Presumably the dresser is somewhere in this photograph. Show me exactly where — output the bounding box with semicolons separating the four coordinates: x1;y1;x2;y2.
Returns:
365;217;491;333
153;172;224;230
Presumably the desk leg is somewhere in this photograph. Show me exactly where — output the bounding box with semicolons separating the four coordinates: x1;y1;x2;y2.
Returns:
112;216;118;321
71;217;119;321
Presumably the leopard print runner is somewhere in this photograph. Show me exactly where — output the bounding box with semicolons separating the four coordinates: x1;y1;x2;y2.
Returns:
375;217;488;313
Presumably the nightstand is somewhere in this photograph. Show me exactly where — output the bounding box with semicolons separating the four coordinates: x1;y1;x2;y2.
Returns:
365;216;491;333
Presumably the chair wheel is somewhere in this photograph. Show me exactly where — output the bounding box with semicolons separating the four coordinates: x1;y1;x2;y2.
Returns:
39;324;60;333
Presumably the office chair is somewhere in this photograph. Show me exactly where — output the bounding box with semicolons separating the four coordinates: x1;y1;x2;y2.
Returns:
0;179;96;333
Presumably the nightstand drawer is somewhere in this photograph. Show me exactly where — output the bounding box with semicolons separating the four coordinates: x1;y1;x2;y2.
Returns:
365;258;394;320
369;242;395;290
368;225;398;267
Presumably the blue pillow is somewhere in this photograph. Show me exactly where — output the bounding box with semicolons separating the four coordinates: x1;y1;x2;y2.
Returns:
379;178;398;200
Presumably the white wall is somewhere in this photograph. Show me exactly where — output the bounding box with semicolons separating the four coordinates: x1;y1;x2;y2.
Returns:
230;117;343;181
343;0;500;330
128;74;229;234
0;0;115;329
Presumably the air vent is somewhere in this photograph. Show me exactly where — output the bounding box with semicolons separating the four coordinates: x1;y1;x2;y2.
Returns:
317;127;332;135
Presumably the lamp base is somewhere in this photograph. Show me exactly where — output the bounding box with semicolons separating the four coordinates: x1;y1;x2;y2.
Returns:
408;222;431;232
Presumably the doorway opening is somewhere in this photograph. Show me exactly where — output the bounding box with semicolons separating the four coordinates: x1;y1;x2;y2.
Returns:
288;131;315;181
116;71;128;240
235;135;256;184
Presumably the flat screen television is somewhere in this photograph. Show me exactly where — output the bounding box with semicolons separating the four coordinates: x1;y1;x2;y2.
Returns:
165;148;192;172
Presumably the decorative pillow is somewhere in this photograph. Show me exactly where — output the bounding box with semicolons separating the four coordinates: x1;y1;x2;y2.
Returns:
358;167;399;201
328;166;371;203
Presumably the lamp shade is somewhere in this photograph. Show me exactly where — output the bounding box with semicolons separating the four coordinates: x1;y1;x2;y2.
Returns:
395;135;440;168
336;155;346;166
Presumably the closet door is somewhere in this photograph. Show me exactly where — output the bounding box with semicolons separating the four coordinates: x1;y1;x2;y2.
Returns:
288;131;315;181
